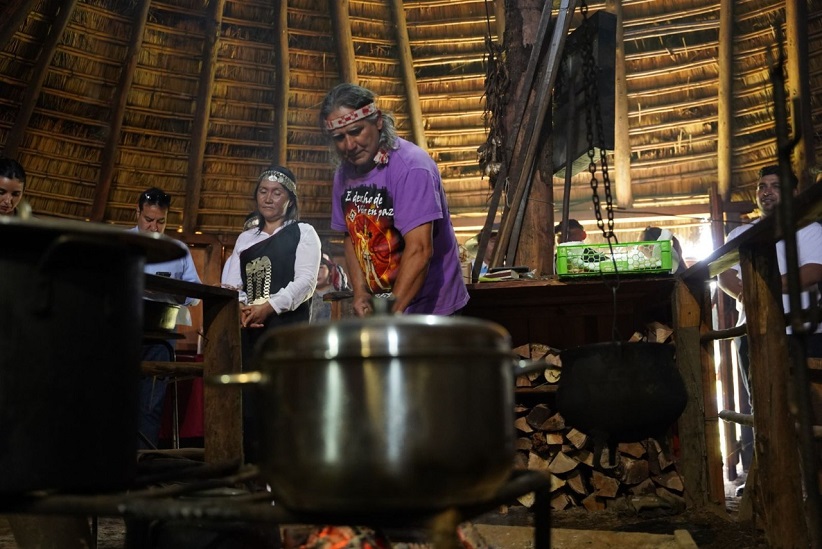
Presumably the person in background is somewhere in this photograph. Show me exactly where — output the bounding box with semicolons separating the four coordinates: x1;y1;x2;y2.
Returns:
0;156;26;216
310;253;351;322
471;225;499;277
717;165;822;400
554;218;587;244
640;226;687;275
319;83;468;317
221;164;321;461
131;187;202;449
554;218;608;264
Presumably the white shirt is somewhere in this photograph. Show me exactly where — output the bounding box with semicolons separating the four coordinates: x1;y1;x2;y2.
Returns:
726;220;822;334
221;220;321;315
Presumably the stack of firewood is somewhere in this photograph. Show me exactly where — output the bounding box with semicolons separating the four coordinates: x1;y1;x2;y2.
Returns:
510;322;685;512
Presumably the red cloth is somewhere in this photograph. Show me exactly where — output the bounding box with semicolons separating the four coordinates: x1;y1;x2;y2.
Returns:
158;354;204;440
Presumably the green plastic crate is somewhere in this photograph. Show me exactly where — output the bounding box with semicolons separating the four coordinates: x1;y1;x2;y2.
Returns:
556;240;673;278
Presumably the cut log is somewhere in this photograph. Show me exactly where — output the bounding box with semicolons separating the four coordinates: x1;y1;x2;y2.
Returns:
515;437;533;451
628;477;657;496
647;321;674;343
566;428;588;449
550;491;573;510
527;451;551;472
548;452;579;475
514;417;533;433
544;366;561;383
566;469;588;495
574;449;595;468
545;432;565;445
647;438;675;472
653;470;685;493
539;413;566;431
517;491;535;508
516;376;533;387
513;451;528;470
582;493;606;511
618;441;647;459
525;404;553;430
550;473;567;493
591;470;620;498
619;456;650;486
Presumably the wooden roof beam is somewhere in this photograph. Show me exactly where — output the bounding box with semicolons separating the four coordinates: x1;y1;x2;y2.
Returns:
272;0;288;165
90;0;151;222
0;0;41;53
330;0;357;83
184;0;226;234
3;0;79;159
391;0;426;150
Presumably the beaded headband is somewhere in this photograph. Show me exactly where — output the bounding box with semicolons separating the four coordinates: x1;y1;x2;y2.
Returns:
258;169;297;196
325;102;380;131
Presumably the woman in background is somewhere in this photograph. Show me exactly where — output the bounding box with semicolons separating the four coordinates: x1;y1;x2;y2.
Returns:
0;157;26;216
221;164;321;461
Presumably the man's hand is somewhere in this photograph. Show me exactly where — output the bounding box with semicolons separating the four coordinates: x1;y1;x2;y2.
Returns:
351;294;373;317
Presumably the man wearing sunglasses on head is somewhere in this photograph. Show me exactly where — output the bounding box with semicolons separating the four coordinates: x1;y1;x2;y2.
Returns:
130;187;202;449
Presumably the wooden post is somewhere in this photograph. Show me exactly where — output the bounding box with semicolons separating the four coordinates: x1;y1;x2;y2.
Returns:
3;0;79;158
389;0;426;150
329;0;357;83
716;0;733;201
612;0;631;208
740;242;808;548
183;0;226;234
786;0;815;190
272;0;289;165
675;278;726;509
91;0;152;222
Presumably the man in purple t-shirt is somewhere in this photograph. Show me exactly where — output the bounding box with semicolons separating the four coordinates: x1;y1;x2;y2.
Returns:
319;83;469;316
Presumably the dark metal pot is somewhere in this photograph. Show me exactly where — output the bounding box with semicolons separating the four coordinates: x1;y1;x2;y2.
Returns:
0;217;184;494
555;341;687;465
143;300;182;333
215;314;545;513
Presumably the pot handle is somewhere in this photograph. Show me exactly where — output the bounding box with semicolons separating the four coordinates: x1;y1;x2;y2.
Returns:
207;371;268;386
512;358;554;378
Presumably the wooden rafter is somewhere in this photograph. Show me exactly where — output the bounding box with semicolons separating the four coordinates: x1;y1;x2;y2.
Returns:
90;0;152;222
389;0;426;149
184;0;226;234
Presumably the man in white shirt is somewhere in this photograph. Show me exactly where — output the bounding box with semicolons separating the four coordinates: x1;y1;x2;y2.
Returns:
717;166;822;397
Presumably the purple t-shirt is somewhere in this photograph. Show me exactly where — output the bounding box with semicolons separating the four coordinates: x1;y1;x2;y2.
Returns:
330;138;469;315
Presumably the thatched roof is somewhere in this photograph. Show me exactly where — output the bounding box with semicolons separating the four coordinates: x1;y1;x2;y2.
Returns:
0;0;820;250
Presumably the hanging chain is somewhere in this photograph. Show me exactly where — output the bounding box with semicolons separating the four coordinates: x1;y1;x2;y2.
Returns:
580;0;615;242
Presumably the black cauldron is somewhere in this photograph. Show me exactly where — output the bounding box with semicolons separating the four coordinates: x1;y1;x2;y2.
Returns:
556;341;687;467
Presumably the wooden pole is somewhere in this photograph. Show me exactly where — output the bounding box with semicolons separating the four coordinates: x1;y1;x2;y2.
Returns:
741;243;808;549
329;0;357;83
493;0;505;43
785;0;815;190
388;0;426;150
272;0;289;165
675;278;726;509
716;0;733;201
0;0;38;54
612;0;631;208
90;0;152;222
183;0;226;235
3;0;79;158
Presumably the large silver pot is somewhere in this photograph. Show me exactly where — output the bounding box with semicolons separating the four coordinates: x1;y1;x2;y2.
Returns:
215;314;544;513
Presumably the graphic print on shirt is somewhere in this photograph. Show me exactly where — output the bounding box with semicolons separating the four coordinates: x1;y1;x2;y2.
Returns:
342;183;403;293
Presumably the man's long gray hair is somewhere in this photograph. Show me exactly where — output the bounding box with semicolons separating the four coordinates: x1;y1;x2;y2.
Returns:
319;83;399;161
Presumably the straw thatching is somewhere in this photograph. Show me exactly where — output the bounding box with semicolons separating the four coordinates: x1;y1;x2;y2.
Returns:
0;0;820;249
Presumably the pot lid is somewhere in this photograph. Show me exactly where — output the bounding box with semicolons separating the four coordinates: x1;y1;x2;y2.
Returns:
0;216;186;263
258;314;512;360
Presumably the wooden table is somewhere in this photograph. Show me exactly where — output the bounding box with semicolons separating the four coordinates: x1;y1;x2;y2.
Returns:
143;274;242;464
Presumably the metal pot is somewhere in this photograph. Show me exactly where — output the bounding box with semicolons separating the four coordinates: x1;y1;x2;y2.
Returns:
214;314;544;513
143;300;182;333
555;341;687;466
0;216;184;494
